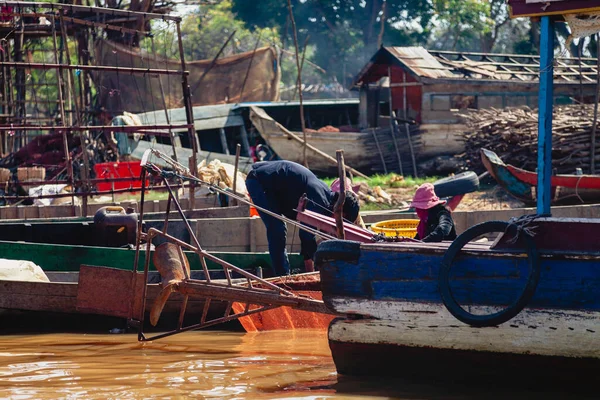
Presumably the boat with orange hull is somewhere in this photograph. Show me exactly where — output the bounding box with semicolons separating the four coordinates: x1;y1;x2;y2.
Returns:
233;273;334;332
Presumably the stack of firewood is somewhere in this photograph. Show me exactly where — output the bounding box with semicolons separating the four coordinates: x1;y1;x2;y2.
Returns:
459;105;600;174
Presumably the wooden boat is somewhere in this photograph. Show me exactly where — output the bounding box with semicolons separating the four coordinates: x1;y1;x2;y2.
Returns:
0;269;229;332
0;240;303;276
0;205;250;248
315;218;600;382
481;148;600;205
0;268;326;333
249;105;420;175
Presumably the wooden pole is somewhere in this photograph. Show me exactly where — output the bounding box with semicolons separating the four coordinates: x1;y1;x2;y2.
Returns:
292;35;309;100
287;0;308;167
51;15;75;215
387;66;403;175
537;16;554;216
219;128;230;155
333;150;346;239
239;31;262;102
371;128;387;174
187;30;236;100
61;13;91;217
402;71;418;177
151;35;180;162
176;21;198;211
232;143;241;206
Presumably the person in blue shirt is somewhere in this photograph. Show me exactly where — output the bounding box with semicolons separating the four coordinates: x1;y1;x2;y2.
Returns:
245;160;360;276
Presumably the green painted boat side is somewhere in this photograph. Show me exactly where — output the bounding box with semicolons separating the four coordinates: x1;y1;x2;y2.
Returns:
0;241;303;273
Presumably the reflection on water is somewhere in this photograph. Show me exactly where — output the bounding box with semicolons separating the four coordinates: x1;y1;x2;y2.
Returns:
0;330;336;399
0;330;596;399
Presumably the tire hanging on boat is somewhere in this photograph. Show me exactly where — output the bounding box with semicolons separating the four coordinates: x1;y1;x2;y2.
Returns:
438;220;541;327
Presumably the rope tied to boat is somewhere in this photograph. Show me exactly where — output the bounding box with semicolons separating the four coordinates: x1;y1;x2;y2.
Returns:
504;214;540;245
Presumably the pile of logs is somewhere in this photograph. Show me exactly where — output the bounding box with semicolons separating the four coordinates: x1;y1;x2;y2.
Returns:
460;105;600;174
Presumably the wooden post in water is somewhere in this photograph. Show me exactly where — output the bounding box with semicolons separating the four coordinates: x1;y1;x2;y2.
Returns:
333;150;346;240
537;16;554;216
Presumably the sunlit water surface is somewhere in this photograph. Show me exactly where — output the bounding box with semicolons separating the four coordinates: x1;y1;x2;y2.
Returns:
0;329;595;399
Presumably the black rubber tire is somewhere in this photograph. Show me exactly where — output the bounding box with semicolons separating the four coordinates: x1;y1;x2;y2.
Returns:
433;171;479;198
315;240;361;266
438;220;541;327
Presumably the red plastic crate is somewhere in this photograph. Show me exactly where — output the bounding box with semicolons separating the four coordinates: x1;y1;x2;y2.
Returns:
94;161;146;191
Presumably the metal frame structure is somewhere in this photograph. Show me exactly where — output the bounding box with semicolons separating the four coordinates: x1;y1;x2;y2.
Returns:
129;148;337;341
0;3;198;214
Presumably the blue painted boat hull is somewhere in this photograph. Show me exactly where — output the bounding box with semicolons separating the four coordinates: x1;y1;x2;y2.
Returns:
316;239;600;378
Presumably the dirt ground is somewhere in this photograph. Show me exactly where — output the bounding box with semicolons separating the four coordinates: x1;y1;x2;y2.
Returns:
384;186;526;212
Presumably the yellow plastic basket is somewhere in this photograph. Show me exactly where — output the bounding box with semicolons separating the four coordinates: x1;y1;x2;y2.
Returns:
370;219;419;238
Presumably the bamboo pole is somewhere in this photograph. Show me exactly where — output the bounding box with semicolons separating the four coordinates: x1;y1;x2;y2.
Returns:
239;32;262;101
387;66;403;175
187;30;237;98
292;35;309;100
287;0;308;167
61;13;91;216
151;35;180;162
371;128;387;174
402;71;418;177
176;21;198;211
51;15;75;214
0;61;187;75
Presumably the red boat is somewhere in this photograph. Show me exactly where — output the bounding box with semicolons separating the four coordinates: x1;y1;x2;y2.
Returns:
481;148;600;205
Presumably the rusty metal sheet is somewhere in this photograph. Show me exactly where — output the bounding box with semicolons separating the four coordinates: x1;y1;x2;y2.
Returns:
76;265;144;319
386;47;455;79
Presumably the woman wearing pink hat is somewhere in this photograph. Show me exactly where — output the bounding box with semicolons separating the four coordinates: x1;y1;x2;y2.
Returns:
410;183;457;242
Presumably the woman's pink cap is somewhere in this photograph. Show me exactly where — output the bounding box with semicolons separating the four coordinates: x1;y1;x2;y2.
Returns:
330;178;361;194
410;183;445;210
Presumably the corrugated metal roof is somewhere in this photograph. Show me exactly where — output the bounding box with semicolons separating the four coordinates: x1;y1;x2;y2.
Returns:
385;47;455;79
352;46;600;87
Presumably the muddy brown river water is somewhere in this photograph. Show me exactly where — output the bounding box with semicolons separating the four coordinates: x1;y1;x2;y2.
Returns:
0;329;596;399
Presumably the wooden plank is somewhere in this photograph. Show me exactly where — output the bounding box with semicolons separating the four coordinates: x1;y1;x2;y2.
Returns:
0;280;77;297
128;140;254;173
491;218;600;254
328;305;600;358
135;104;244;130
76;265;143;318
318;244;600;310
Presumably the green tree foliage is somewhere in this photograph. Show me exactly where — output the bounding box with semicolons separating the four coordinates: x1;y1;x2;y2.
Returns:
427;0;535;54
231;0;434;84
179;0;280;61
430;0;493;51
